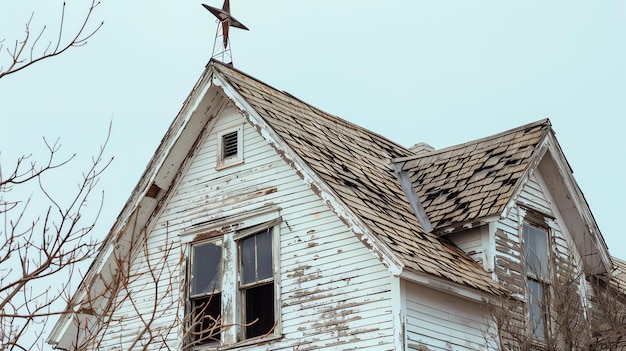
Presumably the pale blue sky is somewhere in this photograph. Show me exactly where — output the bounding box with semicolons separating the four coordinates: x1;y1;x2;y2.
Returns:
1;0;624;273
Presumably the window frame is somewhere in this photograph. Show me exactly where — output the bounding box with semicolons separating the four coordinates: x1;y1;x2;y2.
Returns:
522;221;551;341
236;227;277;340
186;216;281;348
216;125;244;170
188;239;224;346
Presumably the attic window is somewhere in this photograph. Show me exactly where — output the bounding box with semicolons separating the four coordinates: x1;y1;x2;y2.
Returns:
216;125;244;169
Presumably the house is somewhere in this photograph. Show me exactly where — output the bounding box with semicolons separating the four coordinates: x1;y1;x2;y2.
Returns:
48;60;625;350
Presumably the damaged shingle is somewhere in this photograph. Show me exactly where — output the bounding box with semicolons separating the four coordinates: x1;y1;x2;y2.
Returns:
398;119;550;233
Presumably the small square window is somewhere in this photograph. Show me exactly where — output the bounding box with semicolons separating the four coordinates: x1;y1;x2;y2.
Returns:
222;131;239;158
216;126;243;169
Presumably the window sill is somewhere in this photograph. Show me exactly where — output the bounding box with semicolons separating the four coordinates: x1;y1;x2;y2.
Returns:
192;334;283;351
215;157;244;171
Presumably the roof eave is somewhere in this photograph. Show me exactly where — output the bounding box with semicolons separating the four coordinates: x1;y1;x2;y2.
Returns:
541;132;613;274
400;269;503;304
504;130;613;274
48;65;220;344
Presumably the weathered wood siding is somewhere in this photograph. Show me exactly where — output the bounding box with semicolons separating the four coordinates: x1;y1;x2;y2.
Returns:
92;104;399;350
492;171;590;348
404;280;492;351
494;172;585;293
447;226;489;270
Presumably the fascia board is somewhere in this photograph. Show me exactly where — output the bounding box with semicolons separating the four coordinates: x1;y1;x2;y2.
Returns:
211;71;405;276
502;131;612;273
400;270;496;304
46;313;72;347
48;67;217;343
543;133;613;272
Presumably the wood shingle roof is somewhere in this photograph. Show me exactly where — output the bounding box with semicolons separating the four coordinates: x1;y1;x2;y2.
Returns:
212;60;505;296
397;120;550;231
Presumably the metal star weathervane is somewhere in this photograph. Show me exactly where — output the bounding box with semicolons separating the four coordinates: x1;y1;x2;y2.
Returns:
203;0;249;65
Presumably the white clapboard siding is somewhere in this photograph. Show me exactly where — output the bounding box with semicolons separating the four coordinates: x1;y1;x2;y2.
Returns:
93;105;398;350
447;226;487;268
404;281;491;351
492;169;589;333
517;173;552;214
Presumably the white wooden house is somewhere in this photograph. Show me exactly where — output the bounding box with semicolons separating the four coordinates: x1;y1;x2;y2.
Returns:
48;60;624;350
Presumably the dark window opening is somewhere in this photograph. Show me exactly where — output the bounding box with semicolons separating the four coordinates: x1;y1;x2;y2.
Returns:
191;293;222;343
222;131;238;159
239;228;275;340
244;283;275;338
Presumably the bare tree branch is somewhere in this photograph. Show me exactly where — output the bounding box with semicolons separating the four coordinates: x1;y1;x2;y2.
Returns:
0;125;112;351
485;244;626;350
0;0;103;80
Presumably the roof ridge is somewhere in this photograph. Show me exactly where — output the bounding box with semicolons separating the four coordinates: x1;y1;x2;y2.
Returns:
209;59;412;154
394;118;551;163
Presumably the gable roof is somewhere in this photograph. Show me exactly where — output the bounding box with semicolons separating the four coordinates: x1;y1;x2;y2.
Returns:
51;59;622;347
210;61;504;296
394;117;613;275
395;119;550;231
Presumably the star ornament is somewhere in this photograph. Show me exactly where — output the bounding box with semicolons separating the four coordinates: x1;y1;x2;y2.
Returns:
203;0;249;49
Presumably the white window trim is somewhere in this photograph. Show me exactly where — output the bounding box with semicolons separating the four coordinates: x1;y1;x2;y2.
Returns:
216;125;244;170
187;216;282;348
234;222;281;343
519;207;552;342
189;238;224;346
180;204;281;244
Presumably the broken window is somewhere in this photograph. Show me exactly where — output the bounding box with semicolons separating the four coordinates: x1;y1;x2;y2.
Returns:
523;223;550;340
187;219;280;346
190;241;223;344
238;228;275;339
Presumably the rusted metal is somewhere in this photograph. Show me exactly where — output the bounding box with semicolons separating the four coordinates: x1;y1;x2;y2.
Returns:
203;0;248;64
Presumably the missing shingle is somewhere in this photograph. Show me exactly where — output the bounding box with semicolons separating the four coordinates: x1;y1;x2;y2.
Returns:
446;191;460;201
502;177;517;186
505;158;520;166
341;178;359;190
472;167;493;176
425;188;450;202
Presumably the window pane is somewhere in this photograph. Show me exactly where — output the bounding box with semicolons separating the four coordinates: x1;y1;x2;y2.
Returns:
257;229;273;281
244;283;275;338
241;235;256;285
193;242;222;295
191;293;221;344
527;279;545;340
523;225;548;279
